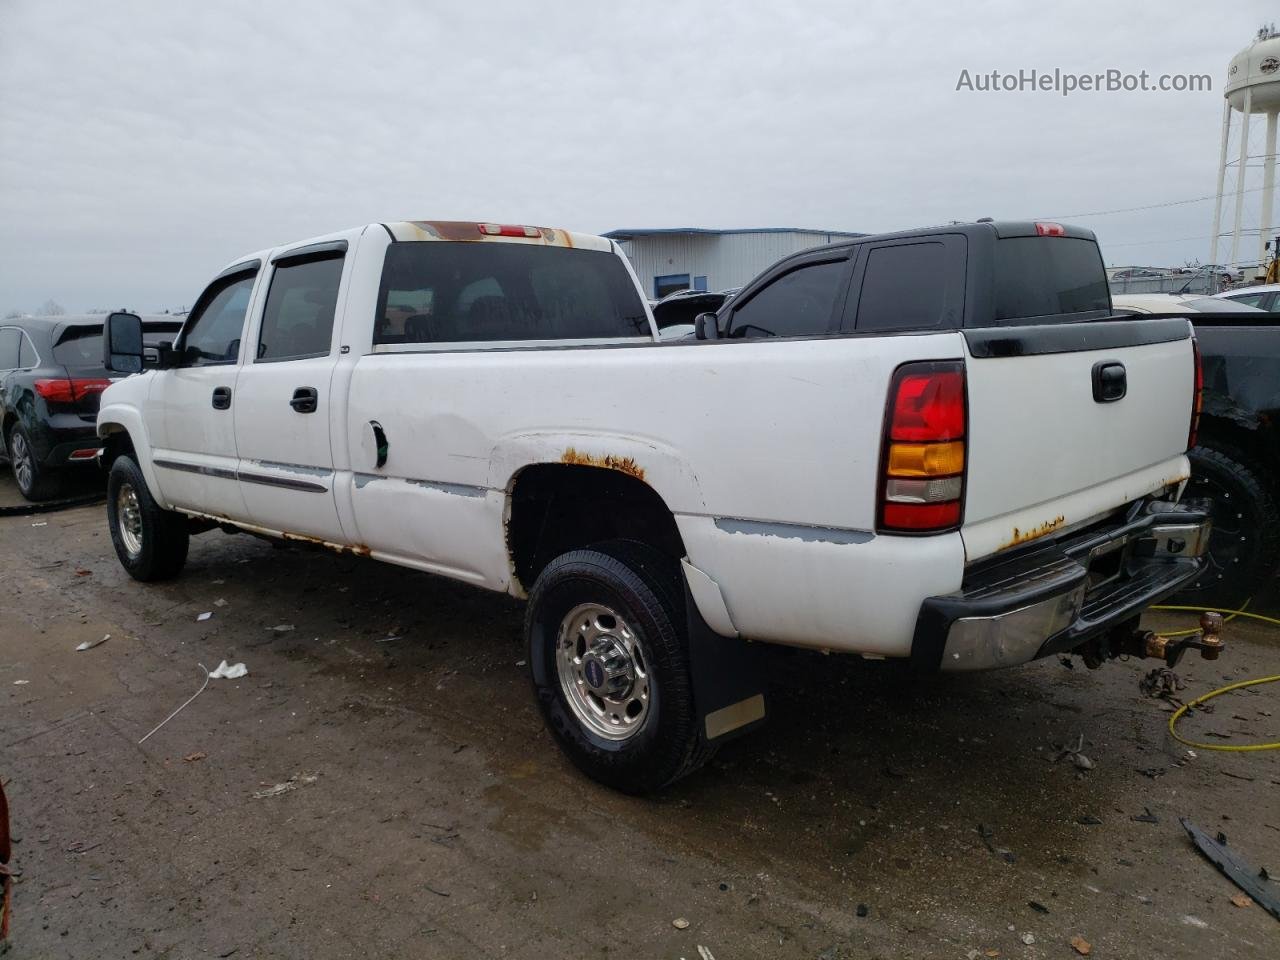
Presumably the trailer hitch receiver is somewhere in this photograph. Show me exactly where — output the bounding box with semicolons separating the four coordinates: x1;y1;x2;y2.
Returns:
1139;611;1225;668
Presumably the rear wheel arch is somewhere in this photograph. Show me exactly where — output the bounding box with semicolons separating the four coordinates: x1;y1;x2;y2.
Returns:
505;463;686;595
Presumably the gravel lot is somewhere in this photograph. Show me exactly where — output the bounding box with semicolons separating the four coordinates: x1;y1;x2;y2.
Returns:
2;473;1278;959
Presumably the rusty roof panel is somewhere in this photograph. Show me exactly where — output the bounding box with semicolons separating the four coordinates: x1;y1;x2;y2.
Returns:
385;221;612;252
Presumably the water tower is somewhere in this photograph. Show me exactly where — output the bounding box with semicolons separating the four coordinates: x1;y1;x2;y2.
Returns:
1211;25;1280;270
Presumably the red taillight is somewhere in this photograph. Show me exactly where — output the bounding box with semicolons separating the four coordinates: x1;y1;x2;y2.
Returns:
879;361;967;534
33;378;111;403
1188;337;1203;450
478;223;542;238
888;369;965;442
1035;221;1066;237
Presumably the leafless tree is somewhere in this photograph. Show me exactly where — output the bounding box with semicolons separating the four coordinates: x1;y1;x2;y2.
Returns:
36;299;65;316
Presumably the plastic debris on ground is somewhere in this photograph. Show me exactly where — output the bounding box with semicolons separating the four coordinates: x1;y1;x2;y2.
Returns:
208;660;248;680
252;773;318;800
196;612;212;622
1182;818;1280;922
75;634;110;652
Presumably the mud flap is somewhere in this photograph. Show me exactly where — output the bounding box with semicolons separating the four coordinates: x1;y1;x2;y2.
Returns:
683;578;768;745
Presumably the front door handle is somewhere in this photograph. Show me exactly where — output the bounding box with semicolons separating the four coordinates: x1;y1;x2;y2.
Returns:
211;386;232;410
290;387;318;414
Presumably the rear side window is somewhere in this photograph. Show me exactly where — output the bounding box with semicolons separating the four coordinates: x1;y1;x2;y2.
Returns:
375;243;649;345
726;259;848;339
180;273;256;366
18;332;37;367
258;254;344;361
0;328;19;368
855;242;949;332
994;237;1110;323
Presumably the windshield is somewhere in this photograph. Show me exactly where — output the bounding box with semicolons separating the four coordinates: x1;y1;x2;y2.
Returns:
992;237;1111;324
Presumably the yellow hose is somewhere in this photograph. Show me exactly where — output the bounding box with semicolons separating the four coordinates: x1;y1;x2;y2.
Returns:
1167;674;1280;752
1150;601;1280;751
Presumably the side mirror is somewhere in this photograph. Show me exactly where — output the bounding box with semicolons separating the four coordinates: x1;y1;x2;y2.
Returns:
694;311;721;340
104;311;144;373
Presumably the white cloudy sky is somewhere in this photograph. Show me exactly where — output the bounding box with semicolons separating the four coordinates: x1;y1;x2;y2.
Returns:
0;0;1274;313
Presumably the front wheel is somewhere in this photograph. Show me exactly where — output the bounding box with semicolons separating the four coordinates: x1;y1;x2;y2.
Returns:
525;541;713;794
107;455;189;581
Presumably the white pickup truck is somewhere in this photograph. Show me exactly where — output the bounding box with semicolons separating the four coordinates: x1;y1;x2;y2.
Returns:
97;218;1212;792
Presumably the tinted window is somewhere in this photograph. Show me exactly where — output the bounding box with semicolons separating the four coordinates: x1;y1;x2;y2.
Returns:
0;328;19;368
258;255;344;361
855;243;948;331
727;260;847;338
181;274;256;365
18;332;37;367
994;237;1110;323
375;243;649;345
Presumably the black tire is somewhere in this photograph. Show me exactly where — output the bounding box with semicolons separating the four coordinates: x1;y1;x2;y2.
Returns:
106;455;189;581
6;422;62;502
525;540;714;794
1173;444;1280;609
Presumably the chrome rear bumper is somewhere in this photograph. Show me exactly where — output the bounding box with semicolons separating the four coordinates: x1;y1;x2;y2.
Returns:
912;500;1212;672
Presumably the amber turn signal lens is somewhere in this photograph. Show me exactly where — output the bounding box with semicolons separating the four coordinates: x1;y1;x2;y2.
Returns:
887;441;965;478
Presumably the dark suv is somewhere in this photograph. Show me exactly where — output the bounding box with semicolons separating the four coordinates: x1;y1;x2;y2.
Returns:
0;315;182;501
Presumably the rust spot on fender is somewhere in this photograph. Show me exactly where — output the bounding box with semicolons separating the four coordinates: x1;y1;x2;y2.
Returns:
560;447;645;481
1001;515;1066;551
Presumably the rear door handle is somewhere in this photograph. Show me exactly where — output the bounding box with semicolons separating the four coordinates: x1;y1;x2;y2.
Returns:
290;387;319;414
211;386;232;410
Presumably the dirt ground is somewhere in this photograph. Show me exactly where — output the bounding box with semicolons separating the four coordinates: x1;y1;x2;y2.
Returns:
1;473;1278;959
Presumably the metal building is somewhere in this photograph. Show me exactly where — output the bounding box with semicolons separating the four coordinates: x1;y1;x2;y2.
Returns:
603;227;865;300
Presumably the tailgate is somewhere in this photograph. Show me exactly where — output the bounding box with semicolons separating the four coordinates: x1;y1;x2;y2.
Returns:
960;318;1195;561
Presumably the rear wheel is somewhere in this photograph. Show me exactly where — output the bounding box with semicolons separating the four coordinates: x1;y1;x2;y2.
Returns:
107;455;189;581
7;423;62;502
525;541;713;793
1174;444;1280;609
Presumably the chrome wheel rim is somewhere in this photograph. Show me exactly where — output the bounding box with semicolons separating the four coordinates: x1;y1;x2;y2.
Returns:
116;482;143;557
556;602;651;741
10;431;32;493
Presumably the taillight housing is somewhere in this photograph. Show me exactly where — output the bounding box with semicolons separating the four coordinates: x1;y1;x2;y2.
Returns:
1188;337;1203;450
1035;221;1066;237
878;361;967;534
33;378;111;403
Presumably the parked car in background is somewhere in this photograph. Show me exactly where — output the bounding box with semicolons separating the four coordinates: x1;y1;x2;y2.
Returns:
1213;282;1280;311
1112;292;1279;606
0;315;182;500
1109;293;1265;316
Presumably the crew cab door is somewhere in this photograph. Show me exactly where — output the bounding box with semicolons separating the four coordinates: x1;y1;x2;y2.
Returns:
232;239;351;544
149;262;260;521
